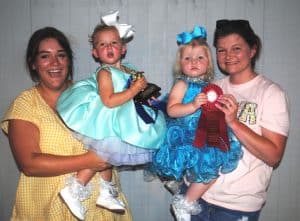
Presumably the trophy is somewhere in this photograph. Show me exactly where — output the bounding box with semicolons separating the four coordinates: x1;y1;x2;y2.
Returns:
130;71;161;104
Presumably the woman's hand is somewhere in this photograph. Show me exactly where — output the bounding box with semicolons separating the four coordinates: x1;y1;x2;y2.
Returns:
215;94;239;126
84;151;112;171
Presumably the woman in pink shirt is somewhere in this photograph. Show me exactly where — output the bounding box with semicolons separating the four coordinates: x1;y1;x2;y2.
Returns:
186;19;290;221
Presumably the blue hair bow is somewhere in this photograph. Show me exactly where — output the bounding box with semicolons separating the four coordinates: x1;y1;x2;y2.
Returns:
176;26;207;45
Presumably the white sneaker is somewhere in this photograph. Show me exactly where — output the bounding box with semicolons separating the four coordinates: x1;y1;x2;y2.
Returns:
60;186;86;220
171;204;191;221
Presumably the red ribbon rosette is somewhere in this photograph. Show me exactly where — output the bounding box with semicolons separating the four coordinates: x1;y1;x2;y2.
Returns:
193;84;230;151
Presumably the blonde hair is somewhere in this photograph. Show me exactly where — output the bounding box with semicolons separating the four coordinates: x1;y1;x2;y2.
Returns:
173;38;214;81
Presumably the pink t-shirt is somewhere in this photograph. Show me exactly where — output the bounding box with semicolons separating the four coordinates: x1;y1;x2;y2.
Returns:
202;75;290;212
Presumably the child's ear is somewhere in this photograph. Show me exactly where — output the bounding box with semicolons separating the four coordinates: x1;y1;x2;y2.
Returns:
92;48;99;59
121;44;127;55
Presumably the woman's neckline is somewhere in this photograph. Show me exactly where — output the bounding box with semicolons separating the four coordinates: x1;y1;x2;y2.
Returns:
229;71;258;85
35;82;71;110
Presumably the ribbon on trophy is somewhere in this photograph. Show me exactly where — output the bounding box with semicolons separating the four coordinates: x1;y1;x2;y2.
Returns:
193;84;230;151
126;71;166;124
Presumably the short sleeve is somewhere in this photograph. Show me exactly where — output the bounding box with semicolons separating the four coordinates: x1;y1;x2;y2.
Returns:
1;90;36;134
260;84;290;136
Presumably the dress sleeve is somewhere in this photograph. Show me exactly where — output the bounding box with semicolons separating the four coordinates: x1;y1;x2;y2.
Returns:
1;90;36;134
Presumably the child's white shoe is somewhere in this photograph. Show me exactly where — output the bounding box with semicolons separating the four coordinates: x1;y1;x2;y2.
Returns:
171;194;202;221
59;176;92;220
60;186;87;220
171;203;191;221
96;178;125;212
96;193;125;211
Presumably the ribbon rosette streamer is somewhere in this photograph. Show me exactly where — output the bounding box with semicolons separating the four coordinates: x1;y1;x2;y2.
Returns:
101;10;135;40
193;84;230;151
176;25;207;45
125;71;165;124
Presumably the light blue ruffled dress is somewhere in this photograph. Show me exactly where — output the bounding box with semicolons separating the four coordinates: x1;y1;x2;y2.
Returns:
57;64;166;166
152;77;242;183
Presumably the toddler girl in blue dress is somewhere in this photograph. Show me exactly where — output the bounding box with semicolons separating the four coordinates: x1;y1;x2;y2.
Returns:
56;10;166;220
152;26;242;221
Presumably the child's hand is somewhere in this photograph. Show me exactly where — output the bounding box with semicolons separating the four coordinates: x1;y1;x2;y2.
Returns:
192;92;207;109
130;76;147;95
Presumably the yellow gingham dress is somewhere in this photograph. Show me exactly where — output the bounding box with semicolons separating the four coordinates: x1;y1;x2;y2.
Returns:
1;87;132;221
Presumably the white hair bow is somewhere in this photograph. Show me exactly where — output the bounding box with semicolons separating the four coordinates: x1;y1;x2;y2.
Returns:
101;10;135;40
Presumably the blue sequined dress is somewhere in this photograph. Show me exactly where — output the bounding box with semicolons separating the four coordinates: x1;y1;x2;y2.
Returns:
152;78;242;183
57;64;166;166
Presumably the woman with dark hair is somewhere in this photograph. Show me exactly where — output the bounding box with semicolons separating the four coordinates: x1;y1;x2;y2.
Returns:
25;27;74;82
187;20;290;221
1;26;132;221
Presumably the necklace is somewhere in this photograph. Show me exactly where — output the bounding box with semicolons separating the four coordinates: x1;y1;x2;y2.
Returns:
177;75;208;84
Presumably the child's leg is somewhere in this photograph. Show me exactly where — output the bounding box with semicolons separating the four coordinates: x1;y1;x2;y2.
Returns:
171;179;216;221
185;179;216;203
98;167;112;182
76;169;96;185
96;168;125;211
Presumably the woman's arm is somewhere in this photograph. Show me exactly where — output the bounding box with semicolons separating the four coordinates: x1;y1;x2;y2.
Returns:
216;95;287;167
98;69;147;108
228;120;287;168
8;119;110;177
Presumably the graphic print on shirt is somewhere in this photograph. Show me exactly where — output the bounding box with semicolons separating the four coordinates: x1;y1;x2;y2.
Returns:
237;101;257;125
